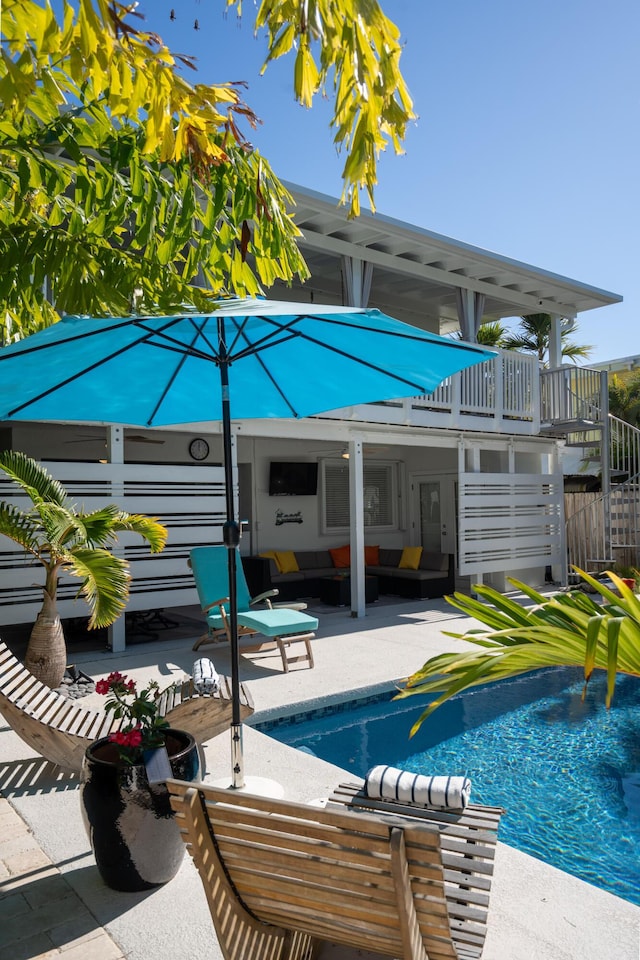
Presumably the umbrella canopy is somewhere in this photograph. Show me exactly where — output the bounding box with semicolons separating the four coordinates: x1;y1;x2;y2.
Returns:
0;299;494;425
0;299;495;788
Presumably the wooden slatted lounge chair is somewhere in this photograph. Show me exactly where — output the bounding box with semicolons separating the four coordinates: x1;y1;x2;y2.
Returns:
0;640;254;773
167;779;502;960
189;546;318;672
327;781;504;960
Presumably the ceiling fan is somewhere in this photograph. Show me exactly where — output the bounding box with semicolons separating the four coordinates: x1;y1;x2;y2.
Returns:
308;444;389;458
64;434;165;445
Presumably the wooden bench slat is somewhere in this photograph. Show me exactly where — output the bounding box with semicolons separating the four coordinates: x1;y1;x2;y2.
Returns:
0;640;253;771
168;780;502;960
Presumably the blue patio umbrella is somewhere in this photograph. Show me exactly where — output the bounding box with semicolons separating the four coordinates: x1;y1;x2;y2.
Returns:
0;298;495;786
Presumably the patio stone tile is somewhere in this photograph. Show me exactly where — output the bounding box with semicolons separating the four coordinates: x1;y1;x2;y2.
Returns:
49;912;104;948
0;830;41;859
0;888;30;919
4;932;58;960
0;860;58;891
3;845;54;876
59;930;125;959
0;889;89;948
24;871;77;909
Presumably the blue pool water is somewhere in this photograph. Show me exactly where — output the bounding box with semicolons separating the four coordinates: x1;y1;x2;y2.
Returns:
260;669;640;904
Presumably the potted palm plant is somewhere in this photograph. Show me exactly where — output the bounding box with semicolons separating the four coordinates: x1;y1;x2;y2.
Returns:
0;450;167;688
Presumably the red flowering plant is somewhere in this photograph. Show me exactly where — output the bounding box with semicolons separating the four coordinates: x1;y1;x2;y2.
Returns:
96;671;169;764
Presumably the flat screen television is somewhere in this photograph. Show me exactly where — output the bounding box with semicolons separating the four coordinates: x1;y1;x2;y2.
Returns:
269;461;318;496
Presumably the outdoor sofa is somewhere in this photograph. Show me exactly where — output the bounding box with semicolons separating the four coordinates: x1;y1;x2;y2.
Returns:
242;545;455;601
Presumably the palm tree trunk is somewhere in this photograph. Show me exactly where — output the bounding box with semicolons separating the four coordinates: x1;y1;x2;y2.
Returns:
25;587;67;688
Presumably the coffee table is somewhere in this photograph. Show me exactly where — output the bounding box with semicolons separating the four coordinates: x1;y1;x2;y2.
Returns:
319;575;379;606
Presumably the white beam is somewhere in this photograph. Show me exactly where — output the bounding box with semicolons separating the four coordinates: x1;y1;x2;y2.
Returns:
300;229;584;318
348;439;366;617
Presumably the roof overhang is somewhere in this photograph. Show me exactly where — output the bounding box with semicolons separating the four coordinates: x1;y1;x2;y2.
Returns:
275;183;622;335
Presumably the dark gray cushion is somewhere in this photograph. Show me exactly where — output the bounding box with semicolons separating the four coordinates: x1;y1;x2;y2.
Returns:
315;550;333;568
296;551;321;571
419;552;448;572
379;548;402;567
303;567;336;580
273;571;305;583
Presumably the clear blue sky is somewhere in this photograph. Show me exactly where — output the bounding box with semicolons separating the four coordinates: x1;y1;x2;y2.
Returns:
141;1;639;363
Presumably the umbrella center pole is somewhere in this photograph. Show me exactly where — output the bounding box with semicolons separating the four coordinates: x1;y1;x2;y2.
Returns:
230;721;244;788
220;331;245;790
225;522;244;790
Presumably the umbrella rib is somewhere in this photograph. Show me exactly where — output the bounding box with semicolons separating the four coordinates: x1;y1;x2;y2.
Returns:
230;314;439;394
4;317;219;419
143;318;214;424
226;317;301;418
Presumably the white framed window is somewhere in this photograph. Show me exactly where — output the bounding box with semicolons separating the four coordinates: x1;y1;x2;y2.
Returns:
321;459;398;533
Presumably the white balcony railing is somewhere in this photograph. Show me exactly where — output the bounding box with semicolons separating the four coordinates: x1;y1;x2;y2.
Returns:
540;365;606;426
319;348;541;434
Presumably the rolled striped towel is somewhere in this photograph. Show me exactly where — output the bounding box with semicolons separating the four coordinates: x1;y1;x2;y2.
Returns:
365;765;471;809
193;658;220;694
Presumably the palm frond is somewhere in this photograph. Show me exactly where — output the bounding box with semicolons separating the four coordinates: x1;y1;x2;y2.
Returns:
0;450;69;507
106;512;168;553
0;502;43;555
397;567;640;734
65;548;131;628
35;502;85;549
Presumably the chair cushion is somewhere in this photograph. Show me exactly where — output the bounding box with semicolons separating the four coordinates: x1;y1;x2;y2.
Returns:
274;550;299;574
364;545;380;565
238;608;318;636
330;545;351;568
419;551;449;572
399;546;423;570
259;550;280;574
379;548;402;567
296;551;323;571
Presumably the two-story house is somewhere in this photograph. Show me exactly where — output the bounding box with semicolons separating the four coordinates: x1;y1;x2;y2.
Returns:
0;183;624;649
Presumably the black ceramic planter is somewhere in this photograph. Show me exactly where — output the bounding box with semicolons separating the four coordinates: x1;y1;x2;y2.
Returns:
80;729;200;892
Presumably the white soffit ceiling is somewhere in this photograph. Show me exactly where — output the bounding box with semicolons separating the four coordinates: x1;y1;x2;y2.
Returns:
279;183;621;333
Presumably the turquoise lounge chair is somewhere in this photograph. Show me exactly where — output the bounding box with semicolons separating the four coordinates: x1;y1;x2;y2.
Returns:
189;546;317;671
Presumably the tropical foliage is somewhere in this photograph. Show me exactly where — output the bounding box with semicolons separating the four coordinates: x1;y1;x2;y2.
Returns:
0;0;413;340
396;569;640;736
96;671;168;764
608;373;640;428
457;320;507;347
225;0;414;216
501;313;592;365
0;450;167;685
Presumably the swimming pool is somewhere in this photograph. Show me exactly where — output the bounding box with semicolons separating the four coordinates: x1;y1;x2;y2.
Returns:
258;668;640;905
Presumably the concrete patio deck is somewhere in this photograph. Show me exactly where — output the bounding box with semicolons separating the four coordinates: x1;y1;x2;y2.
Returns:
1;596;639;960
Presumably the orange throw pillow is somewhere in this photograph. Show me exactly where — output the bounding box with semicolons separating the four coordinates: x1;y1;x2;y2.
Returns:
330;545;351;568
364;545;380;565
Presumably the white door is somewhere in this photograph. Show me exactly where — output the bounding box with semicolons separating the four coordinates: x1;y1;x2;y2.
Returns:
411;475;456;555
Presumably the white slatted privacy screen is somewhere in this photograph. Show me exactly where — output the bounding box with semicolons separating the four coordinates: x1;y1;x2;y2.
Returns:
458;472;564;576
0;462;228;626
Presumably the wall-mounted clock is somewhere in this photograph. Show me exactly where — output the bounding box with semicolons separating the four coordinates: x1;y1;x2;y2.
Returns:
189;437;210;461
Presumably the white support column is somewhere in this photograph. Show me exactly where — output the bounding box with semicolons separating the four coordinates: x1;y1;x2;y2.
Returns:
106;426;126;653
349;439;366;617
342;256;373;308
455;289;485;342
548;315;564;369
467;440;484;596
